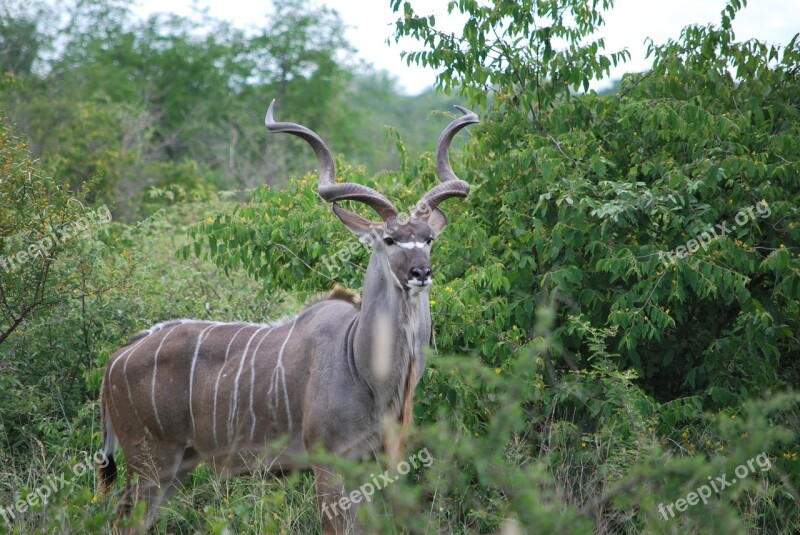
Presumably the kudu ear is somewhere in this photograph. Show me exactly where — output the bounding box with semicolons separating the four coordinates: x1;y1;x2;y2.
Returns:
331;203;383;238
424;208;448;235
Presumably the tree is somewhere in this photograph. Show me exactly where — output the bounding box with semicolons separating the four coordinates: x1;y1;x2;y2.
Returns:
390;0;799;405
391;0;629;109
0;16;41;75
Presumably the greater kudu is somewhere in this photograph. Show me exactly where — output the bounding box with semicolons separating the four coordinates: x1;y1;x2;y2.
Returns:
97;100;478;534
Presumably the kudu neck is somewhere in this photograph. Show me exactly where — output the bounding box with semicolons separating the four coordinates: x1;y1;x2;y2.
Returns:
359;250;428;331
350;252;429;417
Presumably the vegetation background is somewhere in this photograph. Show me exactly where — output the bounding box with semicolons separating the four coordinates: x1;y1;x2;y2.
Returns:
0;0;798;533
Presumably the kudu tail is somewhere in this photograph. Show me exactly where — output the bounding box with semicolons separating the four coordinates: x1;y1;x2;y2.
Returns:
96;376;118;497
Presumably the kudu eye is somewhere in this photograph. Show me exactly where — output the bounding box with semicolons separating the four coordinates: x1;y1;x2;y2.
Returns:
383;237;395;246
426;237;434;245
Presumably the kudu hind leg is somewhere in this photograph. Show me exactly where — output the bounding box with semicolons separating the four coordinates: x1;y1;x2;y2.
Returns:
315;464;360;535
115;440;191;533
162;446;201;503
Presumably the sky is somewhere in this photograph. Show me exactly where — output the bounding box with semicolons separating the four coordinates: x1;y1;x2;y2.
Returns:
131;0;800;95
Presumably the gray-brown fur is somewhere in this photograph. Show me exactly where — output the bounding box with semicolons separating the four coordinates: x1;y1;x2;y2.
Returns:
97;101;478;534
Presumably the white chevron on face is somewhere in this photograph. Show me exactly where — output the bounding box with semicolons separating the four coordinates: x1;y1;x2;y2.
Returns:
395;241;430;249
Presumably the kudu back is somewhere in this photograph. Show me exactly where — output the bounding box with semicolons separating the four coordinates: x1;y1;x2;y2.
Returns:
97;101;478;534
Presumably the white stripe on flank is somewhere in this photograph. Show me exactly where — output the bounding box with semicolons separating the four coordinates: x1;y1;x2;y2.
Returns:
112;321;181;422
151;324;181;436
228;326;270;443
268;316;297;432
395;241;430;249
108;320;173;376
212;324;252;446
247;328;276;441
116;337;152;420
188;322;224;437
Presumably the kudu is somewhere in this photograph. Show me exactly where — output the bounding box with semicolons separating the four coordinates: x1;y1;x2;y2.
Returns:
97;100;478;534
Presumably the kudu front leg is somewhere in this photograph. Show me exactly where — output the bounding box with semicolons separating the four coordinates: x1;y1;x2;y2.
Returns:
314;465;361;535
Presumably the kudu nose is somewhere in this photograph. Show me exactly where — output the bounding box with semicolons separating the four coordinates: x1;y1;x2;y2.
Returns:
410;267;432;281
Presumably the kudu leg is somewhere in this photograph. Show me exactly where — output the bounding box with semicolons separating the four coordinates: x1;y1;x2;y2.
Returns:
314;465;360;535
161;447;201;503
114;440;193;534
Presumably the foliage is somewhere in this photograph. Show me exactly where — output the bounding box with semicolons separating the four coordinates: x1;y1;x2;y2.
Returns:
0;0;457;219
0;124;125;346
0;0;798;533
392;0;630;108
385;0;800;401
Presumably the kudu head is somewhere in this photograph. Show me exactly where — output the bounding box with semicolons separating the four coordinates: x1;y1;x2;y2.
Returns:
265;100;478;294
